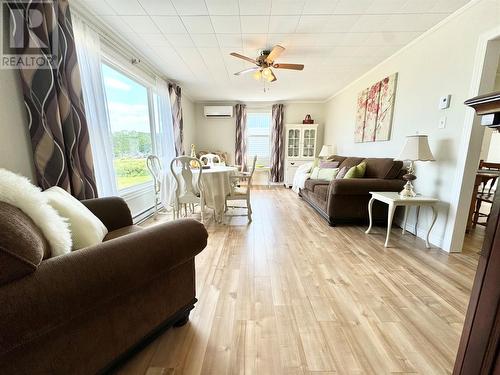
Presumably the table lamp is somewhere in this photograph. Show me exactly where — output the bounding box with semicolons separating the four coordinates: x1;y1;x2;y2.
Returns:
397;135;435;198
319;145;334;159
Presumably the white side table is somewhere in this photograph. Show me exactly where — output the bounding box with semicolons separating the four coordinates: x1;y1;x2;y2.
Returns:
365;192;438;248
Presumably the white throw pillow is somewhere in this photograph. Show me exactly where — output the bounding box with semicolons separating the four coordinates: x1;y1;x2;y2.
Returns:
0;169;72;256
43;187;108;250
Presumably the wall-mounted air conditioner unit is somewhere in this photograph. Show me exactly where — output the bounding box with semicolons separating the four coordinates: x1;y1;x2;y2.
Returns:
204;106;233;118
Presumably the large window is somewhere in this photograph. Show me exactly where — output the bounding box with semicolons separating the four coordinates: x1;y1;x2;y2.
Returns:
247;112;272;166
101;63;153;190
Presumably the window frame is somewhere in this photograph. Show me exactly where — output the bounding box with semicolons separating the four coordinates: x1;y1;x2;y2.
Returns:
100;54;158;196
246;110;272;167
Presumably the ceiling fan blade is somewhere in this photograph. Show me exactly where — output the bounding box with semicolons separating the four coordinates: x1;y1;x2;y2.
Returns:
269;70;277;82
234;67;260;76
265;45;285;63
273;63;304;70
230;52;258;65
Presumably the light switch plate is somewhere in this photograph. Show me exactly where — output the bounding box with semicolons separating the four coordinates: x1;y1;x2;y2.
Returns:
439;95;451;109
439;116;447;129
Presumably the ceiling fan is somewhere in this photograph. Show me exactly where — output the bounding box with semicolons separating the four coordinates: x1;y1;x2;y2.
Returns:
230;45;304;83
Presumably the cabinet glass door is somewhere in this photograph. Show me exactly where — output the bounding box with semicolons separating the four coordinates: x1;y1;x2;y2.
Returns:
288;129;300;157
302;128;316;157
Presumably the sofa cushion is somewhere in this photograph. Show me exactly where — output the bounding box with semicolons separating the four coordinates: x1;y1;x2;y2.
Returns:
363;158;403;179
314;184;329;201
0;202;48;284
304;179;330;193
104;225;143;241
339;157;365;170
326;155;347;164
44;187;108;251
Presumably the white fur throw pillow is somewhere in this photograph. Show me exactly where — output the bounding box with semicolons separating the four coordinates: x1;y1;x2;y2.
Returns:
43;187;108;250
0;169;72;256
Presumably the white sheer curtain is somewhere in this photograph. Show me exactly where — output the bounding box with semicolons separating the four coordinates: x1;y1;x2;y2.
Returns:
73;14;118;197
153;78;177;208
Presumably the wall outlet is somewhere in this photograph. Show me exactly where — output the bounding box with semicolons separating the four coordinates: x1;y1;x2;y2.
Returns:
439;116;447;129
439;95;451;109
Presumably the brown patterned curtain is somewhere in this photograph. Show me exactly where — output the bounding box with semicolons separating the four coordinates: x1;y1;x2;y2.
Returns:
270;104;285;182
168;83;184;156
234;104;247;171
14;0;97;199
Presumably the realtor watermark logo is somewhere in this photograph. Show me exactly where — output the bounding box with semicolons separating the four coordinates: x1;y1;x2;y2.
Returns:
1;0;58;69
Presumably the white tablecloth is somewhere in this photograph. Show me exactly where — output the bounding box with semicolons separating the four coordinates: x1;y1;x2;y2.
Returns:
164;166;237;220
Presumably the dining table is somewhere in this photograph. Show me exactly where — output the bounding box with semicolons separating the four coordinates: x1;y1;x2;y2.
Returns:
193;165;238;222
166;165;238;223
466;168;500;231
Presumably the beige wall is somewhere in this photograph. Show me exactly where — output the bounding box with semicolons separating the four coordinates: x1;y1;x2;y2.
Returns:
0;68;34;180
194;102;237;163
323;0;500;252
193;101;326;164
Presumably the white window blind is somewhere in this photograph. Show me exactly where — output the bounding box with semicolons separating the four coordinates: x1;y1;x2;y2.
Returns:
247;112;272;166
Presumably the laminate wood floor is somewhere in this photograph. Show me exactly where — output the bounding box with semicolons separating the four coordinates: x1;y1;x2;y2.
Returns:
119;188;479;375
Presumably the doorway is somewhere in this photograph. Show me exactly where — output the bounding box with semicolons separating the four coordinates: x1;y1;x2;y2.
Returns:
446;30;500;253
463;56;500;253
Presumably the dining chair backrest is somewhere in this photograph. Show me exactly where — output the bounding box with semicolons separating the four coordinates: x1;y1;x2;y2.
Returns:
147;155;162;194
478;160;500;194
246;155;258;186
200;153;221;166
170;156;202;201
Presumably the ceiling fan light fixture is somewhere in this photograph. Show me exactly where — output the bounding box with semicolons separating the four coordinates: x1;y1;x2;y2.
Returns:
229;45;304;84
262;67;272;78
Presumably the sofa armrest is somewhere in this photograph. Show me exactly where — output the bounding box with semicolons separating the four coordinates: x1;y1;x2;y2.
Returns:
329;178;405;196
0;219;208;355
81;197;133;231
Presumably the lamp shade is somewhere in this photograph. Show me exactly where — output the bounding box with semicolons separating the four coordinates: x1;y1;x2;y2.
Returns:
397;135;435;161
319;145;334;157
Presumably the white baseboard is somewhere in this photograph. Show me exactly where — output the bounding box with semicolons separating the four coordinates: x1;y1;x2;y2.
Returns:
394;217;446;252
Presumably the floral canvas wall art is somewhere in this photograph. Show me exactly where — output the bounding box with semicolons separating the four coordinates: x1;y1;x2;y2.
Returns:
354;73;398;143
354;89;368;142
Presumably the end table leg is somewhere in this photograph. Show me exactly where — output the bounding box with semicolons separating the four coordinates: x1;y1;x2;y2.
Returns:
365;197;375;234
402;206;409;235
415;206;420;236
385;203;395;247
426;205;438;249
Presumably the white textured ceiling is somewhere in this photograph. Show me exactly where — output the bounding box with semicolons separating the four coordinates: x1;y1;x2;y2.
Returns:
74;0;471;101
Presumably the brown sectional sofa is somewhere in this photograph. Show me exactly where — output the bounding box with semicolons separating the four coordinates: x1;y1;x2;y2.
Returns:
0;197;208;374
300;156;405;226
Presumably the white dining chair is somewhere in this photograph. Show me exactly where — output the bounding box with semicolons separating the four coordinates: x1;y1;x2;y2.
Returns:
146;155;166;219
225;155;257;222
200;153;222;167
170;156;204;222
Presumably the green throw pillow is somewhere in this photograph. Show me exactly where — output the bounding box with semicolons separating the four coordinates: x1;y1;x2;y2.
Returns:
344;162;366;179
310;167;339;181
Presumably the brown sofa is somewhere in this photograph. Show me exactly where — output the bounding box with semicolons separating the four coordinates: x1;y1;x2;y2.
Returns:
300;156;405;226
0;197;208;374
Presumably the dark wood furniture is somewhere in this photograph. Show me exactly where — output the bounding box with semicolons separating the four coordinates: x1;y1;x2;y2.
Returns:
454;92;500;374
467;161;500;230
